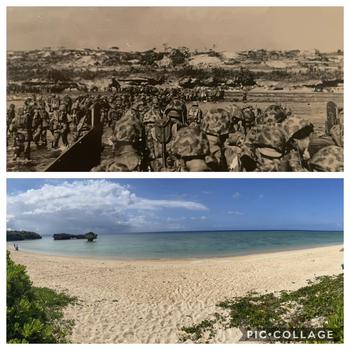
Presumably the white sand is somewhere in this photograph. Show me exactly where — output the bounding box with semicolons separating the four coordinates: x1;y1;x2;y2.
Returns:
10;245;343;344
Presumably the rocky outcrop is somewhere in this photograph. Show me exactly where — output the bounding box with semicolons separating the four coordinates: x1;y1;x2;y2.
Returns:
7;230;42;241
53;232;98;241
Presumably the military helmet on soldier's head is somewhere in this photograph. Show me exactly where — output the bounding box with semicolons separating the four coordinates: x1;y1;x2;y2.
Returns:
281;115;314;141
201;108;233;136
263;104;290;124
309;145;343;172
114;115;143;144
254;125;286;157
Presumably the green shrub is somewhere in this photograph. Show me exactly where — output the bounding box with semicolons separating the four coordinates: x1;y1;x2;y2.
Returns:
181;274;343;343
7;251;76;343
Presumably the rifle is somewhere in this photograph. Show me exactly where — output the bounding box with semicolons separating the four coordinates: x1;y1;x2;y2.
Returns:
154;116;172;169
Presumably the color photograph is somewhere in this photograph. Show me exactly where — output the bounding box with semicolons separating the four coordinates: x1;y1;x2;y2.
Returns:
7;179;344;343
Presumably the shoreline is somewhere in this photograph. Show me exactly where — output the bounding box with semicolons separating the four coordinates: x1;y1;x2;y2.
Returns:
7;242;343;263
10;245;343;343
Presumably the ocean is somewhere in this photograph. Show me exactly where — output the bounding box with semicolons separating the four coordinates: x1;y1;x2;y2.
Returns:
8;230;343;260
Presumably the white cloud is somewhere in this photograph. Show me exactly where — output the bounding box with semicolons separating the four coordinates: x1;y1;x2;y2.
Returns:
232;192;241;199
7;180;207;234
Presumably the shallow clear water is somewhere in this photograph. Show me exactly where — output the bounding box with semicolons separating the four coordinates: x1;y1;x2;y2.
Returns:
8;230;343;260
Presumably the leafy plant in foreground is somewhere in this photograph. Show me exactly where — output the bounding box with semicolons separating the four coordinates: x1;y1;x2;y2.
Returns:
7;251;76;343
180;274;343;343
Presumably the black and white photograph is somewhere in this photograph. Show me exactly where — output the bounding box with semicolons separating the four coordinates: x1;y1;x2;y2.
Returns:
6;7;343;172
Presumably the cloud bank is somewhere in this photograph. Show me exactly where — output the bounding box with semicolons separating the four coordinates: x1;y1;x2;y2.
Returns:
7;180;207;234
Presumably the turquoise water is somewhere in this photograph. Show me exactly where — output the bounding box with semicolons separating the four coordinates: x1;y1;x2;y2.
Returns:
8;230;343;259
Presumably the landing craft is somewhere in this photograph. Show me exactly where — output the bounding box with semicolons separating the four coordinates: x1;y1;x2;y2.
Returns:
45;106;103;171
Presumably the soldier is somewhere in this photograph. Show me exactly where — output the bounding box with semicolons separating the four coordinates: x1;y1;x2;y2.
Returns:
7;104;16;143
20;110;33;159
62;94;72;114
187;101;203;127
309;145;343;172
171;126;212;171
32;108;43;147
39;106;50;147
164;98;187;126
280;115;314;171
12;131;26;161
253;125;286;172
241;105;256;134
224;131;249;171
107;103;119;130
262;104;290;125
201;107;234;169
102;114;144;171
142;99;166;170
51;104;70;148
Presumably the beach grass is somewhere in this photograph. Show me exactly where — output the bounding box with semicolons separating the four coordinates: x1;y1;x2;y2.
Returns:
180;273;343;343
7;251;76;343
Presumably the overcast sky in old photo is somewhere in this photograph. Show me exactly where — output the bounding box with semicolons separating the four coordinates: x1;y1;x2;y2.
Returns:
7;7;343;51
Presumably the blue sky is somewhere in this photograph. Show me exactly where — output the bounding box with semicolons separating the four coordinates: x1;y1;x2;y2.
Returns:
7;179;343;234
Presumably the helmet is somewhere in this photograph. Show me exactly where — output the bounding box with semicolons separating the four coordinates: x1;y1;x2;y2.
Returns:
165;99;186;124
254;125;286;157
309;146;343;172
281;116;314;140
143;108;162;124
263;105;290;124
172;126;210;158
241;106;256;124
114;115;143;144
226;104;243;120
201;108;233;136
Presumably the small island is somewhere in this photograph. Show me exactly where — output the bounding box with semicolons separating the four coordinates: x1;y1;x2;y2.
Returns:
7;230;42;241
53;232;98;242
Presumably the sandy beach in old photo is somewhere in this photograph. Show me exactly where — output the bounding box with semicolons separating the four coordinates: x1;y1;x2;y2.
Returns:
10;245;343;344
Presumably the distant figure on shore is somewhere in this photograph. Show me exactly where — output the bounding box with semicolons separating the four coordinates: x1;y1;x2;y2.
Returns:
13;243;19;251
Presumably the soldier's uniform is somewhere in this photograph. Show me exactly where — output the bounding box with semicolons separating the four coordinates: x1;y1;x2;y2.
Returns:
7;104;16;143
280;115;314;171
102;114;144;171
32;108;43;146
13;110;33;159
187;102;203;127
12;132;26;160
201;107;234;169
52;105;70;148
171;126;211;171
252;125;286;172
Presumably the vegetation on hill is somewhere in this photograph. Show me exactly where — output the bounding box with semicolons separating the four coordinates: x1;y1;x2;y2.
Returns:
7;252;76;343
7;47;343;89
7;230;42;241
180;274;343;343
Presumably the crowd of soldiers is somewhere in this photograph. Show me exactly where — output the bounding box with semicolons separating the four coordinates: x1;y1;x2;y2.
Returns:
7;93;92;161
7;88;343;171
